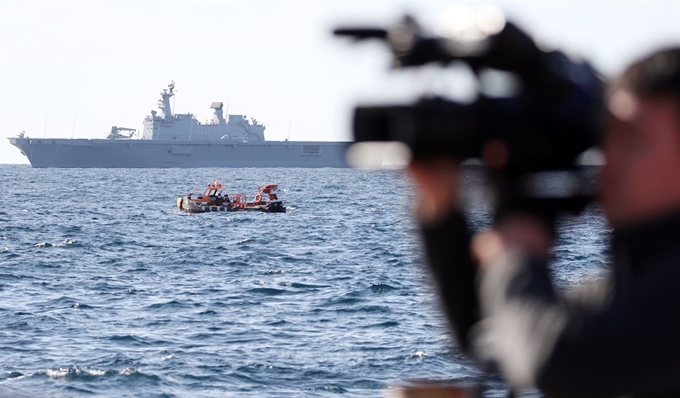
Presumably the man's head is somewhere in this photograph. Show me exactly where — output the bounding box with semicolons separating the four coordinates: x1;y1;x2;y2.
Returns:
600;47;680;228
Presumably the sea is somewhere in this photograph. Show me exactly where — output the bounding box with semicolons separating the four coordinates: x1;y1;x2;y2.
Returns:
0;166;611;398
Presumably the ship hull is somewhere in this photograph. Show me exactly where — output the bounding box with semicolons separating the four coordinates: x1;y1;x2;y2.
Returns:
9;138;350;168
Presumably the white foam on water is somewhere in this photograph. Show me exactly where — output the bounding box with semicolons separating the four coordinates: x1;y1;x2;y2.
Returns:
44;368;69;379
118;368;138;376
43;366;108;379
53;239;76;247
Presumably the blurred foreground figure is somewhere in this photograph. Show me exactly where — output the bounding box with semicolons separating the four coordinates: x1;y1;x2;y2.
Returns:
412;47;680;397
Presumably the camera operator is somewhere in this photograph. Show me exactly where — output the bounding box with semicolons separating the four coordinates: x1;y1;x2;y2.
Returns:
410;47;680;397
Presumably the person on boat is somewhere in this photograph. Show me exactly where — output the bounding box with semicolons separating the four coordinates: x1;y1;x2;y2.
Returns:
409;47;680;397
215;192;226;206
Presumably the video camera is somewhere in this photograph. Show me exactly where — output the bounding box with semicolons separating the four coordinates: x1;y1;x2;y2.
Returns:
335;10;605;220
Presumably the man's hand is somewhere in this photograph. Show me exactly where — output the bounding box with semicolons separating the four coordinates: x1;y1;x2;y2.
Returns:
407;159;461;224
472;215;553;266
408;159;552;264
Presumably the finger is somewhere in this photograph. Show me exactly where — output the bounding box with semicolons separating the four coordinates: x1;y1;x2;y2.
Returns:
471;230;505;266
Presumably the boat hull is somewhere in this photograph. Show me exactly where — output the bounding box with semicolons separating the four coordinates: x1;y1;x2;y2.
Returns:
177;197;286;213
177;197;233;213
9;138;349;168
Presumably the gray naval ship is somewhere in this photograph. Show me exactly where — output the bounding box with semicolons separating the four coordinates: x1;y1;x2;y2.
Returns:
8;82;349;168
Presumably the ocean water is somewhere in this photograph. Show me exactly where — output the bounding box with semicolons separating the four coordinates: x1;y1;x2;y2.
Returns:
0;166;610;397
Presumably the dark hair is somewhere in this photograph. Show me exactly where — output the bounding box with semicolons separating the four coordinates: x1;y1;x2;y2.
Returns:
611;47;680;129
614;47;680;105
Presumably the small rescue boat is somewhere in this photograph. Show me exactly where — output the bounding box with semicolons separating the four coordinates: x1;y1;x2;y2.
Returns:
176;180;233;213
177;181;286;213
245;184;286;213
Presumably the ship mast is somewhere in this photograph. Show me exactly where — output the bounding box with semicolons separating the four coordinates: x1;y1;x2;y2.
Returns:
158;81;176;121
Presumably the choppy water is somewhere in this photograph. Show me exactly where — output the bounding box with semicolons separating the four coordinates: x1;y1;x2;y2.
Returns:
0;166;610;397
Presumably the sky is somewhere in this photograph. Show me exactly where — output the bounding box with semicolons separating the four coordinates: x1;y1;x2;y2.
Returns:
1;0;679;164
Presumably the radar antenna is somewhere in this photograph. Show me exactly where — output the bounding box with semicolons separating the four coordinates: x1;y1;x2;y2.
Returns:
158;81;176;120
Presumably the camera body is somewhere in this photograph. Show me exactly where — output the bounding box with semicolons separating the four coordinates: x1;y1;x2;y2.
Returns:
336;14;605;218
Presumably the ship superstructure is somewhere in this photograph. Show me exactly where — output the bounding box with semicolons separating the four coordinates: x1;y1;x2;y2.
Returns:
9;83;349;168
141;82;266;142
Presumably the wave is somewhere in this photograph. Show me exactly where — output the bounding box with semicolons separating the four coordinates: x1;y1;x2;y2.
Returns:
369;283;398;293
247;287;287;296
145;300;192;310
33;239;78;248
31;365;161;383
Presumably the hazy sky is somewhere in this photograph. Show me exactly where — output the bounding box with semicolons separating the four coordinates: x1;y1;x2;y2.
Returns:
1;0;679;164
